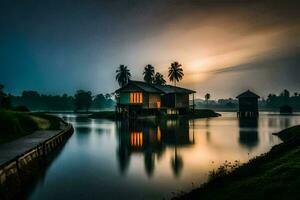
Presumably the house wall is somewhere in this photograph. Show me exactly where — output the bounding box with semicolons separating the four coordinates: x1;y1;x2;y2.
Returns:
175;94;189;108
119;92;189;109
238;98;258;112
119;93;130;104
161;94;175;108
148;93;161;108
161;93;189;108
142;93;149;108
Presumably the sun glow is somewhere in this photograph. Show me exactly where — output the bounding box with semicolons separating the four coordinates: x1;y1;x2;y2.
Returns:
127;8;300;90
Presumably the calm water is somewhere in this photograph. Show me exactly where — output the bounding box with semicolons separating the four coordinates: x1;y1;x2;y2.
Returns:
28;112;300;200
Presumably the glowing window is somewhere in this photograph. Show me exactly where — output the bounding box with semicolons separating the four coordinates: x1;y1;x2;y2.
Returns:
130;93;134;103
130;92;143;103
157;101;161;108
139;93;143;103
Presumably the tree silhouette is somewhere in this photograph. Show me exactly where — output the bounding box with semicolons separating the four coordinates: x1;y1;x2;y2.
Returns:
281;89;290;98
143;64;155;84
116;65;131;87
92;93;115;109
168;62;184;86
74;90;92;112
9;91;115;111
153;72;166;85
0;84;11;109
205;93;211;105
104;93;111;99
0;84;4;106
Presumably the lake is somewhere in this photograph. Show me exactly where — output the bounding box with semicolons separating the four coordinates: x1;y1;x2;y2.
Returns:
27;112;300;200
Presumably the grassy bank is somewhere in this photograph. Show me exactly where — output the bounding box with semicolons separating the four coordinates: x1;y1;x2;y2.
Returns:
0;109;63;144
174;125;300;200
89;109;221;120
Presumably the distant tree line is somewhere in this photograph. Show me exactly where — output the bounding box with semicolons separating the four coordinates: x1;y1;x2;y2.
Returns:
266;89;300;109
0;84;11;109
2;82;299;112
196;89;300;111
196;98;238;110
0;85;115;112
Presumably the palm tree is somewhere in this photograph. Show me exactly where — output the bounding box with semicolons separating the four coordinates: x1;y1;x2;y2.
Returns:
153;72;166;85
143;64;155;84
168;62;184;86
116;65;131;87
281;89;290;98
205;93;211;105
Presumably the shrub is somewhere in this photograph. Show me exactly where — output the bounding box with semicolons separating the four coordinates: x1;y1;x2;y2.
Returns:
208;160;241;181
13;106;30;112
0;110;38;143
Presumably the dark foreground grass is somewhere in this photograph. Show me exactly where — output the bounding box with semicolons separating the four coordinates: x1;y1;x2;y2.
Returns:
174;125;300;200
0;109;62;144
29;112;63;129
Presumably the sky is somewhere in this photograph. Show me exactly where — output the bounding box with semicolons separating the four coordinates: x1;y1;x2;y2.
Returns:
0;0;300;99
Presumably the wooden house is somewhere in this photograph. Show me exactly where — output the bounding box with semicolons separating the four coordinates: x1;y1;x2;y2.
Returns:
115;81;195;117
236;90;260;118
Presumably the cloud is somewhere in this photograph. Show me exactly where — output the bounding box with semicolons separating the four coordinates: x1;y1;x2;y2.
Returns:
208;50;300;74
126;0;300;83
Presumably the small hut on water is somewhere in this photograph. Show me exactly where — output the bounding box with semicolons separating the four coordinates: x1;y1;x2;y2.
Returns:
236;90;260;118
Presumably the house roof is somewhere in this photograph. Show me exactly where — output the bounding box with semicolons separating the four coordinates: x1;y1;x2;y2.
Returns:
152;84;195;94
115;81;162;93
236;90;260;99
115;80;196;94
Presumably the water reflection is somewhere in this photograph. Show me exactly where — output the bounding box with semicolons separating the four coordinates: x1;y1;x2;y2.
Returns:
116;119;194;177
27;113;300;200
281;118;291;128
268;115;291;128
205;118;211;143
238;118;259;149
75;126;92;133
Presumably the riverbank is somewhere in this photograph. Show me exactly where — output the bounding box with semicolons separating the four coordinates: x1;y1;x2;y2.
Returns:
89;109;221;120
0;120;73;200
174;125;300;200
0;109;62;144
